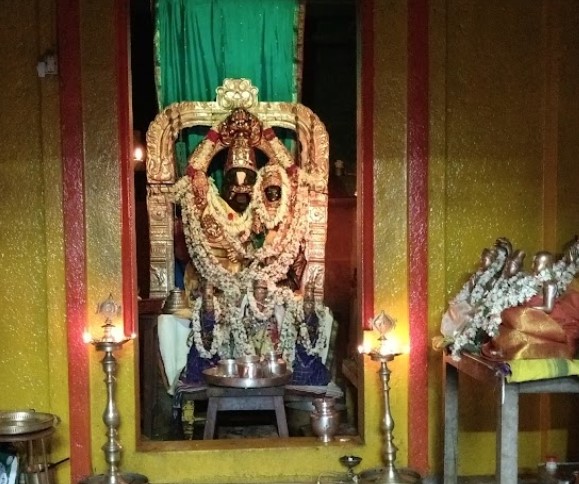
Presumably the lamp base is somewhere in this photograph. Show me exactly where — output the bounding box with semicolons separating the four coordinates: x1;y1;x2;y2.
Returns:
358;467;421;484
80;472;149;484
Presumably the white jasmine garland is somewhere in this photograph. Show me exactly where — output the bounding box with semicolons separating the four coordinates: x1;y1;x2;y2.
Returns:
173;169;310;296
172;166;323;363
294;300;330;357
453;250;507;307
224;302;252;358
245;280;276;322
174;177;243;300
450;271;539;360
187;296;229;359
273;287;300;364
248;179;310;283
553;259;578;294
449;259;579;360
241;285;299;360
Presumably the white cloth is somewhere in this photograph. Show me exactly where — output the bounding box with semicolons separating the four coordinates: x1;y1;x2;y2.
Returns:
319;307;334;365
0;453;18;484
157;314;191;394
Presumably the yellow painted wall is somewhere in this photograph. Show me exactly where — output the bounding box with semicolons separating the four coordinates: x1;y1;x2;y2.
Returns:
0;0;69;478
428;0;579;476
1;0;579;482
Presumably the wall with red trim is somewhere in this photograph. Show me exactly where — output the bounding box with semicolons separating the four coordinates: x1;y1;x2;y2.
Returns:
427;0;579;476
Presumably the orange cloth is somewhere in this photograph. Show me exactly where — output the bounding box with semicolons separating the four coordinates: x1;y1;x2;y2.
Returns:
482;286;579;360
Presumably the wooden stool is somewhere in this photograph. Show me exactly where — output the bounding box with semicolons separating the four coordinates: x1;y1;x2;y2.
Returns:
203;386;289;439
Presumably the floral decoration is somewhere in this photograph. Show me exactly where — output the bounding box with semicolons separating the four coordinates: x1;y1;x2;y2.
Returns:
444;246;579;360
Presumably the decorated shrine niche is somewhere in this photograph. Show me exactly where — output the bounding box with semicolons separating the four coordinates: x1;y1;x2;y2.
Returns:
145;79;335;391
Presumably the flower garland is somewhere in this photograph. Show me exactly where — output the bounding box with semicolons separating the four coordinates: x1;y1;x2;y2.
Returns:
450;271;538;359
173;168;310;297
187;295;228;359
173;164;318;363
452;250;507;307
553;259;578;294
235;284;303;364
174;177;243;301
248;173;310;282
244;279;276;322
449;259;579;360
272;287;299;364
278;319;298;365
224;301;252;358
294;300;330;358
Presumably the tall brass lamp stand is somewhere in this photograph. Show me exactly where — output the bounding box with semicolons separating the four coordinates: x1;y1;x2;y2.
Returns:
358;312;421;484
83;295;148;484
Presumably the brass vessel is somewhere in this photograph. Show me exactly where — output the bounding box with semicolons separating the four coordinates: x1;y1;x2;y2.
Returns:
162;289;188;314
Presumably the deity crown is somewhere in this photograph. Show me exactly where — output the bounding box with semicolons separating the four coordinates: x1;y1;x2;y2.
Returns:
221;108;262;175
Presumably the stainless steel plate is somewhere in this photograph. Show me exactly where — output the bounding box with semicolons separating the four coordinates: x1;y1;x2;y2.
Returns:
203;367;292;388
0;411;59;435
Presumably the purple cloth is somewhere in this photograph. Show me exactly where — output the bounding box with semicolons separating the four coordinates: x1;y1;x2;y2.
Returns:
291;344;331;385
290;312;330;385
182;311;219;384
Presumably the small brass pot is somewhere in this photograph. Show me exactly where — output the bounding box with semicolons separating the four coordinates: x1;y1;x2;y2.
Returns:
262;352;287;376
236;356;262;379
311;397;340;443
217;359;237;377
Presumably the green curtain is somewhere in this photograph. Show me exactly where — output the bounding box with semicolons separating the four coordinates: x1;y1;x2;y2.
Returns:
154;0;299;175
155;0;299;107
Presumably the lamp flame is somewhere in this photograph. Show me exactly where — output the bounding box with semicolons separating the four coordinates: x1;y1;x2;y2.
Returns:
83;330;93;344
83;295;130;345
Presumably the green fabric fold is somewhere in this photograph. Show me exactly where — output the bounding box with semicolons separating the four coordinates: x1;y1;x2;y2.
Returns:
506;358;579;383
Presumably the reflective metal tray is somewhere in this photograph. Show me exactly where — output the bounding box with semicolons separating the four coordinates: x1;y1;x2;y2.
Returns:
0;411;59;435
203;367;292;388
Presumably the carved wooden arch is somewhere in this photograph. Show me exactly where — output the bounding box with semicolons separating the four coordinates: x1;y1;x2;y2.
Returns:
145;78;329;300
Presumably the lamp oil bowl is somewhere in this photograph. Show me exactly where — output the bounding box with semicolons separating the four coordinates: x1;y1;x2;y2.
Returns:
339;455;362;476
310;397;340;443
